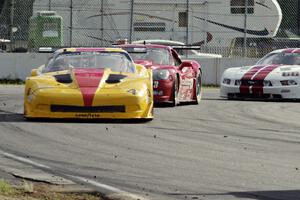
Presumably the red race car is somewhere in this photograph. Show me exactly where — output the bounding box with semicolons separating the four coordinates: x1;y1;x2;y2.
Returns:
119;44;202;106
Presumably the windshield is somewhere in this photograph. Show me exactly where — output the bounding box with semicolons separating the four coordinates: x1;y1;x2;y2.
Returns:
43;52;135;73
257;52;300;65
128;48;170;65
175;49;199;56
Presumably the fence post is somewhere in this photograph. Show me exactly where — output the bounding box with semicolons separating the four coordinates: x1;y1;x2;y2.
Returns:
243;0;248;57
49;0;51;11
69;0;73;46
186;0;189;45
129;0;134;43
9;0;14;42
298;2;300;36
101;0;104;46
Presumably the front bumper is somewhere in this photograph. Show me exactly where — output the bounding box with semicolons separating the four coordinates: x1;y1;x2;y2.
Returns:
220;84;300;99
25;88;153;119
153;79;173;102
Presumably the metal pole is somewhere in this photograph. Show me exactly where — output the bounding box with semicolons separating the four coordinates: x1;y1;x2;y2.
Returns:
69;0;73;46
186;0;189;45
101;0;104;46
243;0;248;57
49;0;51;11
204;0;208;47
298;1;300;36
9;0;14;51
129;0;134;43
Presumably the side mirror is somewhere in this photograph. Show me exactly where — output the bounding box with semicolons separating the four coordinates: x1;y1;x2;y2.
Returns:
30;69;38;77
135;64;147;75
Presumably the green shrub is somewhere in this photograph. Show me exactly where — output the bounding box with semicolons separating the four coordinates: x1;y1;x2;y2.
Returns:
0;179;15;195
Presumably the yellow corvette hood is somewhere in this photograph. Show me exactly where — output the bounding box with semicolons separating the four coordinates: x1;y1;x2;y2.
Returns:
29;68;148;106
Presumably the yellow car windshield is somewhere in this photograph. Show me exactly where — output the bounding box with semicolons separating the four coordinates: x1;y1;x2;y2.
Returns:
43;52;135;73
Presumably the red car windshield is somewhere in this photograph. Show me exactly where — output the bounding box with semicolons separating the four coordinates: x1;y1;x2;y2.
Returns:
128;48;170;65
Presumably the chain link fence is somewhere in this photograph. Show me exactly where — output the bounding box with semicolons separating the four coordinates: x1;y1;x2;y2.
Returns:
0;0;299;57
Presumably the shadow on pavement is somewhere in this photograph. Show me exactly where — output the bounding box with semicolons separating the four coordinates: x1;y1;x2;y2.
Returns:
168;190;300;200
0;112;152;124
154;101;199;107
202;97;300;103
0;110;25;122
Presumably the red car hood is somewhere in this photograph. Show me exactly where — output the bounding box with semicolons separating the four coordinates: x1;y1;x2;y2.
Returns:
134;59;175;70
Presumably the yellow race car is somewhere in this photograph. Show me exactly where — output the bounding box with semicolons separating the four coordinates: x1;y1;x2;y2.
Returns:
24;48;153;120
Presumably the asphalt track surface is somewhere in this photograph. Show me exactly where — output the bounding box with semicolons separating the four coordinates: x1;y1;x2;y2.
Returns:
0;85;300;200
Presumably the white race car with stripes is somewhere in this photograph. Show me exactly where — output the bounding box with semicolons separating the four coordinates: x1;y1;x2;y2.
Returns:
220;48;300;99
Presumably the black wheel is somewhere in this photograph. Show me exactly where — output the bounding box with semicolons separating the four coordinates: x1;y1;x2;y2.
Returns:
194;73;202;104
171;75;179;107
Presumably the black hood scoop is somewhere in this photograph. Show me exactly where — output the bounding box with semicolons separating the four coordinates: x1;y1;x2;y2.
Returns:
54;74;73;84
106;74;127;84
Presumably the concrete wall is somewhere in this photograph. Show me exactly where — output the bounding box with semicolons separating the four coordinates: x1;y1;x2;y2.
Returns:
196;57;259;85
0;53;50;80
0;53;259;85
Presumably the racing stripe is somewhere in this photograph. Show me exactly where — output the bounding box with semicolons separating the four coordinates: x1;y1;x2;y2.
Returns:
239;66;264;94
292;49;300;54
282;49;295;53
74;68;104;106
251;65;280;95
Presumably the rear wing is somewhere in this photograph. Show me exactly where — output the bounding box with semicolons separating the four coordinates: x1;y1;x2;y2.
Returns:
118;46;147;54
171;45;223;58
171;45;202;51
38;47;57;53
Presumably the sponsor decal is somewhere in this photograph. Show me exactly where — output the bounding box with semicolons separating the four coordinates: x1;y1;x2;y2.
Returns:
256;1;272;10
153;81;159;89
181;79;194;89
75;113;101;118
153;90;163;96
194;16;269;36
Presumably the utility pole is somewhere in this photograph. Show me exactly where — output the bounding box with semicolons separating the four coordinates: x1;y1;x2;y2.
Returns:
69;0;73;46
186;0;189;45
101;0;104;46
129;0;134;43
243;0;248;57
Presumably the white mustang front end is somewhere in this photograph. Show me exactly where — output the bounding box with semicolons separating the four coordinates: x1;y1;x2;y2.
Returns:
220;49;300;100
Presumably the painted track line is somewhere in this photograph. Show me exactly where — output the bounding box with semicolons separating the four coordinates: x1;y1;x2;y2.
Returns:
0;150;150;200
1;151;51;169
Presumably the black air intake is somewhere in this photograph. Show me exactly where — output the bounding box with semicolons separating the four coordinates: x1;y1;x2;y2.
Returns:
106;74;127;84
54;74;73;84
51;105;126;113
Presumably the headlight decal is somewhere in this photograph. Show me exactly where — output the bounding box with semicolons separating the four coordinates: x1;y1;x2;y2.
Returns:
127;89;137;95
282;72;300;77
223;78;231;85
281;80;298;86
263;80;272;87
235;80;241;86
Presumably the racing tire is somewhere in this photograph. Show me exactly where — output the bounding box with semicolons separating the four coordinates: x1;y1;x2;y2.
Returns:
194;73;202;104
171;75;179;107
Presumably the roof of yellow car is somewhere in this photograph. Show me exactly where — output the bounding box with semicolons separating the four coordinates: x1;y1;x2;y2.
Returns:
56;47;126;53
